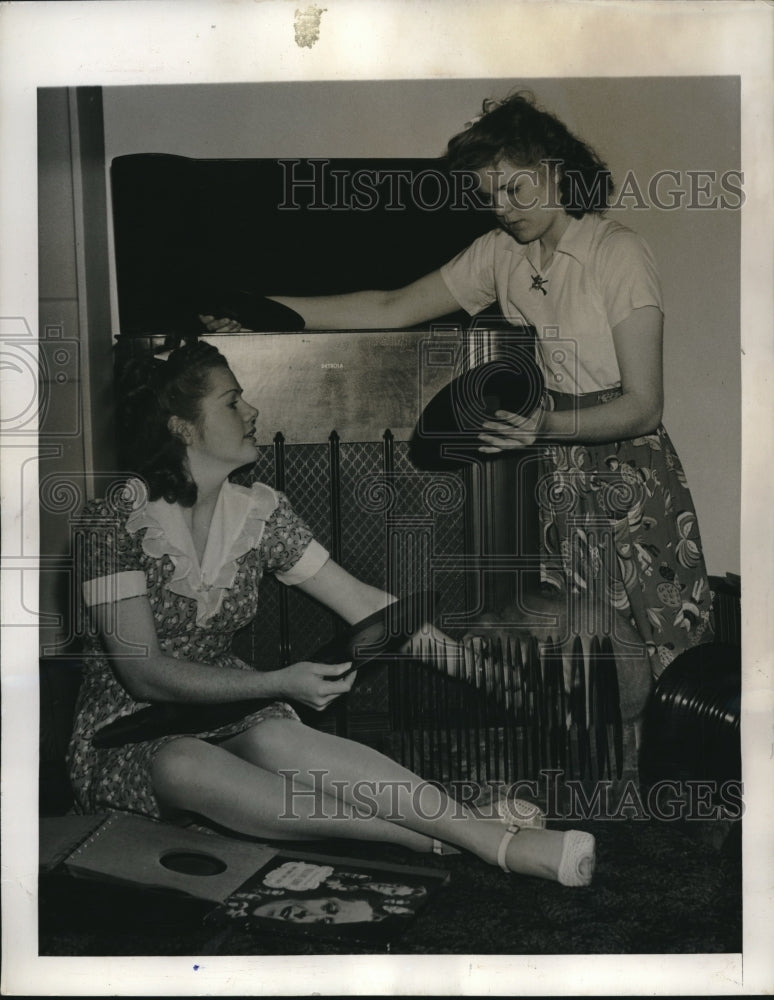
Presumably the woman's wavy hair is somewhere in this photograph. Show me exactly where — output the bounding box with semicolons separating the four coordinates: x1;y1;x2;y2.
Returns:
445;91;613;217
116;337;230;506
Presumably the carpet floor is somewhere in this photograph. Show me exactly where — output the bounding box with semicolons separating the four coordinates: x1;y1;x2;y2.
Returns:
39;815;741;957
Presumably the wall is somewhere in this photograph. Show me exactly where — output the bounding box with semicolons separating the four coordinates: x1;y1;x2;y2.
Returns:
38;88;114;654
102;78;741;576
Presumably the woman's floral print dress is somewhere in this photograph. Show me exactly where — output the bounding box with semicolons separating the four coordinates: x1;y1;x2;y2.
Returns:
538;389;714;675
67;477;330;819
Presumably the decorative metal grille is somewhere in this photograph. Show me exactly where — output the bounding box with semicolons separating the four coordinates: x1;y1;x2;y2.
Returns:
382;634;628;787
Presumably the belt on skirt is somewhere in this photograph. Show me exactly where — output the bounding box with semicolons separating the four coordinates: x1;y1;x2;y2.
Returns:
543;386;623;412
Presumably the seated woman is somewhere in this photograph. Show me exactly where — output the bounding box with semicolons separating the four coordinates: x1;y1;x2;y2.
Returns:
67;338;595;886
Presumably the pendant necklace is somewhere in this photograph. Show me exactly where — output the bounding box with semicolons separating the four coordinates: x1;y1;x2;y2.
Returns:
529;247;554;295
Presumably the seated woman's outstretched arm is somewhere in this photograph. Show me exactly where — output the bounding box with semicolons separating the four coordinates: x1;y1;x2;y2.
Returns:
297;557;464;671
295;558;395;624
95;587;356;712
96;552;456;712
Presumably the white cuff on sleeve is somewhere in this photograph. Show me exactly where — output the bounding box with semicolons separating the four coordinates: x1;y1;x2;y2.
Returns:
82;570;148;607
275;541;330;586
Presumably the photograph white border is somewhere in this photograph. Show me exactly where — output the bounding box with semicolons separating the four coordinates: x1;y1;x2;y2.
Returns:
2;1;772;995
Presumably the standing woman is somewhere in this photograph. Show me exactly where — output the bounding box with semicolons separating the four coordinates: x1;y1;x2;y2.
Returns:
68;339;595;886
204;91;714;675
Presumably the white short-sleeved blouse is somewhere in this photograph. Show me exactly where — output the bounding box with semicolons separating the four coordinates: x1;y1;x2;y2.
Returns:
440;213;663;395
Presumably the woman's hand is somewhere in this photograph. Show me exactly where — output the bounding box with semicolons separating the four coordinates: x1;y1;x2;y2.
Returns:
478;405;545;453
401;623;464;667
199;314;249;334
277;659;357;711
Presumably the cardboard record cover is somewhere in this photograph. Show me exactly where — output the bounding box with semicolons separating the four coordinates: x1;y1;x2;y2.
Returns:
208;850;451;944
62;812;278;903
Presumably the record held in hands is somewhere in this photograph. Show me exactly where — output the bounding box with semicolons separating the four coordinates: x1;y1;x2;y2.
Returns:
201;290;305;331
309;590;436;677
409;355;544;471
91;591;435;747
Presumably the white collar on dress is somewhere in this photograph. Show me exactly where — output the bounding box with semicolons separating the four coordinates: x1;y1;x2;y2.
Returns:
508;214;598;273
124;477;278;626
549;214;597;265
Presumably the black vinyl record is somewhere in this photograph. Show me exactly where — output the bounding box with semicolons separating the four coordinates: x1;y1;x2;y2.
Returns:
639;642;741;787
199;290;305;331
409;357;544;471
91;700;273;749
309;590;436;677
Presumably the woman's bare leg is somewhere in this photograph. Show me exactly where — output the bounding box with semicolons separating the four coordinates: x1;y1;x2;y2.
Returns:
220;719;578;881
151;735;434;853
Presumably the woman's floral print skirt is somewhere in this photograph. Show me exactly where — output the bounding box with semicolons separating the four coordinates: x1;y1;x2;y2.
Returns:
538;389;715;676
